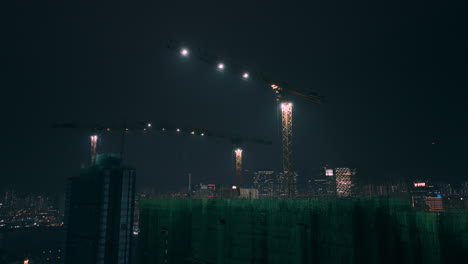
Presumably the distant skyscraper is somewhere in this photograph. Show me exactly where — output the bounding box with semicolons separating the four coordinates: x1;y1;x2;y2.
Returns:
64;153;135;264
278;171;298;197
308;179;333;197
334;167;356;197
253;171;277;198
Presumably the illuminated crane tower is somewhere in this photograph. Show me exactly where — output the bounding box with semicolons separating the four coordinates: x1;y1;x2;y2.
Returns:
272;84;297;196
280;102;295;196
280;102;293;172
90;135;98;164
234;148;243;187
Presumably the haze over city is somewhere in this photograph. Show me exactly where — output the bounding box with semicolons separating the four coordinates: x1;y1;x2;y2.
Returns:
1;1;467;264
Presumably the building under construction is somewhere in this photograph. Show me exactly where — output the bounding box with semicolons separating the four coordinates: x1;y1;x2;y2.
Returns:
136;198;468;264
65;153;135;264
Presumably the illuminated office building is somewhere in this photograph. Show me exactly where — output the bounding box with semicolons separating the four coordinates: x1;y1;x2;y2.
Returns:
334;167;356;197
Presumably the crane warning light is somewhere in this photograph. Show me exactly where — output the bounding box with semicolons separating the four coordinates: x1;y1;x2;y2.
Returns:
281;102;292;110
180;48;189;56
242;73;249;79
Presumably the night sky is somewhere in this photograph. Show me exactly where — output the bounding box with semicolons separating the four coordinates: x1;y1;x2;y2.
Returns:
2;0;467;193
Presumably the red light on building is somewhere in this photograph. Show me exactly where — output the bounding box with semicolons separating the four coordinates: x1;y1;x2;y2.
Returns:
414;182;426;187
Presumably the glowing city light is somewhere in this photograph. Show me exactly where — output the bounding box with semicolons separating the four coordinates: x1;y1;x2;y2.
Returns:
162;128;166;131
176;128;181;132
217;63;225;70
271;84;278;89
232;185;237;190
106;128;110;131
190;131;195;135
180;48;189;56
235;148;243;154
147;123;152;127
200;133;205;136
242;73;249;79
414;182;426;187
125;128;129;131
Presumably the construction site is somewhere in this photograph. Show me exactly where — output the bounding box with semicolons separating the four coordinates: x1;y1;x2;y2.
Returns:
59;44;468;264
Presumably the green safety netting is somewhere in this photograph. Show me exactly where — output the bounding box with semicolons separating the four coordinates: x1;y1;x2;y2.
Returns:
137;199;468;264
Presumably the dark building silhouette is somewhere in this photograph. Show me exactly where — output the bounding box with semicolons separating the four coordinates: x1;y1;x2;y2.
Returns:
64;153;135;264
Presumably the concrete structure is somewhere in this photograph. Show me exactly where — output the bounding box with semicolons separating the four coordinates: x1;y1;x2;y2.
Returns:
65;153;135;264
239;188;259;199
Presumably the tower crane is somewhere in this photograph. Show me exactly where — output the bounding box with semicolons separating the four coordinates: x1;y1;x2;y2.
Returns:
55;121;271;187
168;42;324;197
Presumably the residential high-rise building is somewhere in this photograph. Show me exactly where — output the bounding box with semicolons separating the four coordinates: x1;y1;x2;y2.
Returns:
334;167;356;197
64;153;135;264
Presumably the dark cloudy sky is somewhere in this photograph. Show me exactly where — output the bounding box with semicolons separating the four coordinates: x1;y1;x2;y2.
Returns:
1;0;467;193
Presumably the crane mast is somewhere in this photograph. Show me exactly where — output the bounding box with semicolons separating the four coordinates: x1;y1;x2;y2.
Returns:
234;148;243;187
90;135;98;165
273;85;296;196
280;102;296;196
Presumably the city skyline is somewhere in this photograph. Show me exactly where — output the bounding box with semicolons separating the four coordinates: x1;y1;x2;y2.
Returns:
2;1;467;263
3;1;467;194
